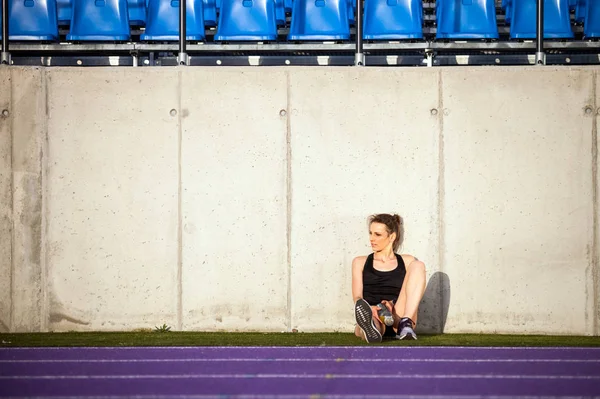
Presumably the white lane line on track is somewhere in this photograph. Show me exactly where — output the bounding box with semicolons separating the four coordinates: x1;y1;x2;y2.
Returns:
3;396;596;399
4;396;597;399
2;374;600;380
2;346;600;350
2;358;600;363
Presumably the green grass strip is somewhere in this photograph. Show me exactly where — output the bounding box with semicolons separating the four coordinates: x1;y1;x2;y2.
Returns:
1;332;599;347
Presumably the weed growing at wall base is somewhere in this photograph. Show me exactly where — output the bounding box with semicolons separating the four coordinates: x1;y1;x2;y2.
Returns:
153;324;172;333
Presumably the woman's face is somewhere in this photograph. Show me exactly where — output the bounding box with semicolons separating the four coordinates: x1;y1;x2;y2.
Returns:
369;222;395;252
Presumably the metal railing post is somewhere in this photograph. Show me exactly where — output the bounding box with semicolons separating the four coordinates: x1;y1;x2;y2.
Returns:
535;0;545;65
1;0;10;65
354;0;364;66
177;0;188;65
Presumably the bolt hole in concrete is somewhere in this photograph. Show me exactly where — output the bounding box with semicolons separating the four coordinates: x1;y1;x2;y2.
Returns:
430;109;438;116
279;109;287;116
585;106;593;115
1;109;8;118
170;109;177;117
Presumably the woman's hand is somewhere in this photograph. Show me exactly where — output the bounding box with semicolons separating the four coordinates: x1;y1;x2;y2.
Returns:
380;300;394;313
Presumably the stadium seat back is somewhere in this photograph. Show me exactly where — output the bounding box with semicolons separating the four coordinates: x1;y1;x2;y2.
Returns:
288;0;350;40
505;0;573;39
57;0;71;25
128;0;146;25
0;0;59;41
214;0;278;41
141;0;206;41
436;0;499;39
67;0;131;41
581;0;600;37
363;0;423;40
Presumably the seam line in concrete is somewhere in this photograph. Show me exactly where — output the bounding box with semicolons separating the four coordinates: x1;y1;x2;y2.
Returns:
177;71;183;331
8;69;14;332
592;71;599;336
40;69;49;332
437;70;445;333
286;71;292;332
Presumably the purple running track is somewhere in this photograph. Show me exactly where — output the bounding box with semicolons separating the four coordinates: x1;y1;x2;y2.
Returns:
1;346;599;398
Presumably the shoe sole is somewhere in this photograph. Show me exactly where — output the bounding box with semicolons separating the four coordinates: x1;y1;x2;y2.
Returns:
397;329;417;340
354;299;382;343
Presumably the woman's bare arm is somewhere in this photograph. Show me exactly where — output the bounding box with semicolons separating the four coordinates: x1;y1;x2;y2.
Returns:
351;256;367;303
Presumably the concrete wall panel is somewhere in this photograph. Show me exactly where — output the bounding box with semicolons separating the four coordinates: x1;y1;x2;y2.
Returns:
11;68;45;332
181;69;289;331
289;69;441;332
0;69;12;332
596;69;600;337
45;69;180;331
442;68;595;334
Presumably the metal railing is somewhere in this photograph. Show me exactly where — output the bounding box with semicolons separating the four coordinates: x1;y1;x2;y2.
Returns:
1;0;9;65
536;0;546;65
355;0;364;66
178;0;187;65
0;0;552;68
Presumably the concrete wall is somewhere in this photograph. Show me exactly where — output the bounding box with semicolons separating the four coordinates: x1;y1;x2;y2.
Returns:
0;68;46;332
0;66;598;335
0;70;11;333
442;69;596;334
595;73;600;337
288;70;441;332
181;70;289;331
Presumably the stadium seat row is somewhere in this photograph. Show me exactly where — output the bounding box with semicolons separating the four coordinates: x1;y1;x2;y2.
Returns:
0;0;599;42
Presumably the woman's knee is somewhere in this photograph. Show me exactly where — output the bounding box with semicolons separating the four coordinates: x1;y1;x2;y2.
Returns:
408;260;426;275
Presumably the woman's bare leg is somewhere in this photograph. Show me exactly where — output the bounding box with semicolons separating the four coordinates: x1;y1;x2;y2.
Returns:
393;260;427;327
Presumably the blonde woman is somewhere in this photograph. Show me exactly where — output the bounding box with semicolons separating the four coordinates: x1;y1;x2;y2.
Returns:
352;214;427;343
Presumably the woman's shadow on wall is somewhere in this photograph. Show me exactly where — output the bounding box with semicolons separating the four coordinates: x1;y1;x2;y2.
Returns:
416;271;451;334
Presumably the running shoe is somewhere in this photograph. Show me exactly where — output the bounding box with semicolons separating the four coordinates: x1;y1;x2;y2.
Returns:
354;298;382;343
396;317;417;340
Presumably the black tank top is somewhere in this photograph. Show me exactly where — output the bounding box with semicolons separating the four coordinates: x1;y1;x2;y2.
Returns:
362;253;406;305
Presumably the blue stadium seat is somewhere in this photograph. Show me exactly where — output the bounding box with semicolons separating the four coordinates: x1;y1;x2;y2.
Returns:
576;0;600;38
288;0;350;40
128;0;146;25
214;0;278;41
363;0;423;40
0;0;59;41
141;0;205;41
276;0;285;25
503;0;574;39
574;0;583;21
57;0;72;25
436;0;499;39
203;0;217;26
501;0;511;23
67;0;131;41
